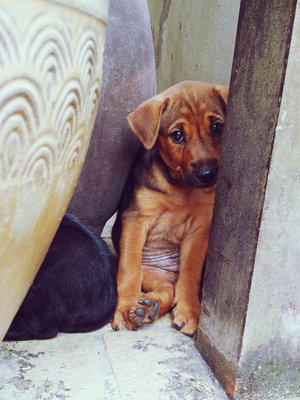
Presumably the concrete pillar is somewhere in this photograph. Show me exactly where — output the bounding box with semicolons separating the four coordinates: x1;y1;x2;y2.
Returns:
147;0;240;91
197;0;299;399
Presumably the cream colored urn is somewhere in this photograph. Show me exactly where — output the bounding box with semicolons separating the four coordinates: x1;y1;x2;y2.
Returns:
0;0;109;340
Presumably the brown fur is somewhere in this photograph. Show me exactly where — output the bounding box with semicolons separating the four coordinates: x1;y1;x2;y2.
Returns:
111;81;228;337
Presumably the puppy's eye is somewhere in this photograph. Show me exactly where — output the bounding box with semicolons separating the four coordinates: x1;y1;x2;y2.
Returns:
210;122;224;137
170;130;185;144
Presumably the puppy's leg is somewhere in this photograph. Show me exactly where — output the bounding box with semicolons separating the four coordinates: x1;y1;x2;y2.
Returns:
172;227;209;338
112;216;154;331
129;268;175;325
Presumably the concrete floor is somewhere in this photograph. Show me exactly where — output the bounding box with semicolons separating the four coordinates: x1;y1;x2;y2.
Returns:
0;314;229;400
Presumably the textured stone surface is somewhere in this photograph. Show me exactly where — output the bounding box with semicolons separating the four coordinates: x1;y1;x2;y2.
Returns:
197;1;299;398
147;0;240;91
0;315;228;400
0;331;119;400
237;4;300;398
104;319;228;400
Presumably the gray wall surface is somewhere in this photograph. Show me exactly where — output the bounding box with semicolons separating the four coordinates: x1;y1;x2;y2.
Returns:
196;0;299;397
147;0;240;91
240;0;300;375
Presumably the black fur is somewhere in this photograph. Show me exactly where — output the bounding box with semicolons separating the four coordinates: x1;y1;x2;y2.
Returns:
4;213;117;341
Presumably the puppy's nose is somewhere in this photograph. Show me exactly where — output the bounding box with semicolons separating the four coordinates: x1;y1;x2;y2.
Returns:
192;159;219;182
197;165;218;180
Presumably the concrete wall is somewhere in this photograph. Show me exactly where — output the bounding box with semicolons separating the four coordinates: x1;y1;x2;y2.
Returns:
147;0;240;92
196;0;299;397
240;0;300;381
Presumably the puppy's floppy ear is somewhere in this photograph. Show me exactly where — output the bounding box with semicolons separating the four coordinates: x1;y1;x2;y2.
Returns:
127;95;169;149
213;85;229;110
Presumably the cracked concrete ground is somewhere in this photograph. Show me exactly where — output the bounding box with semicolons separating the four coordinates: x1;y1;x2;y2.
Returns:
0;314;229;400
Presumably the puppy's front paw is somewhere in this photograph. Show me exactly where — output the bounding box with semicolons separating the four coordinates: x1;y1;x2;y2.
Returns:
111;306;137;331
172;303;200;338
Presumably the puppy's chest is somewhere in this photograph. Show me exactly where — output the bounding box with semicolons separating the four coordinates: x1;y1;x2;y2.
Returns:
137;187;214;272
141;190;213;246
146;209;188;247
142;209;190;273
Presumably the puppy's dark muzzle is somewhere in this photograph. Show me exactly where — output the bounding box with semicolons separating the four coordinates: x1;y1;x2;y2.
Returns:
184;158;219;188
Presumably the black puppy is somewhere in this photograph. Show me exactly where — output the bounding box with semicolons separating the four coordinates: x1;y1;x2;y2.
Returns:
4;213;117;341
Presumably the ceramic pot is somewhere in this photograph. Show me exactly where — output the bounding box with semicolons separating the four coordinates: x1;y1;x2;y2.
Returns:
0;0;109;340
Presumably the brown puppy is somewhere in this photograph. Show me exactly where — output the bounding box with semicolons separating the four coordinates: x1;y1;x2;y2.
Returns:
112;81;228;337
